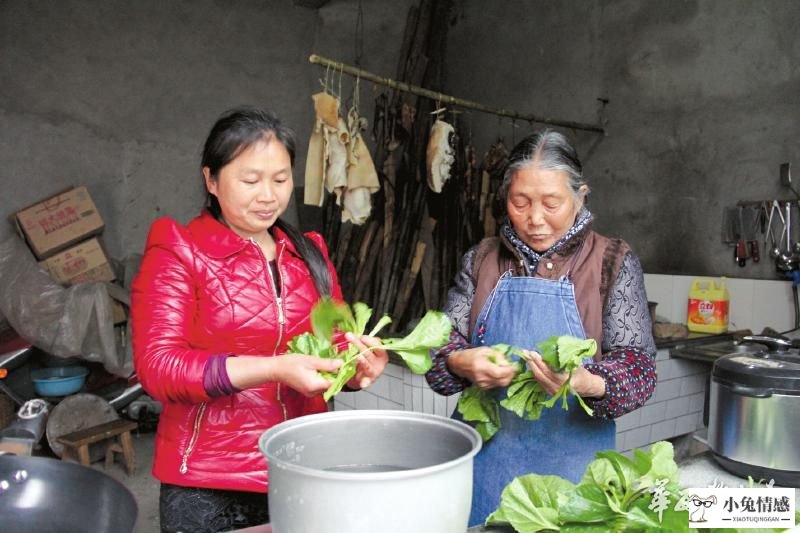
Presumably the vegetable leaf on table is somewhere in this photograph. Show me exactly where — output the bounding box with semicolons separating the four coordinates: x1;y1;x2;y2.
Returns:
488;441;691;533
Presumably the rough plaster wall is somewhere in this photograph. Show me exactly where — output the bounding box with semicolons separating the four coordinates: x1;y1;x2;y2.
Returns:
0;0;413;261
446;0;800;279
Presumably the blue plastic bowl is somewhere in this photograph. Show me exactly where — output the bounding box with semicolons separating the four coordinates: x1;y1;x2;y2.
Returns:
30;366;88;397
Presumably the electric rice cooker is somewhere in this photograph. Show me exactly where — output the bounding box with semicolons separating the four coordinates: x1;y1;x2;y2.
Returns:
707;335;800;486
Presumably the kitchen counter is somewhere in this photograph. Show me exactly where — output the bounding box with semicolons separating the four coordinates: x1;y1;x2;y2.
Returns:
655;330;737;350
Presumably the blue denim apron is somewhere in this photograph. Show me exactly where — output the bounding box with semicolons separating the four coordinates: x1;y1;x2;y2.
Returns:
464;271;616;526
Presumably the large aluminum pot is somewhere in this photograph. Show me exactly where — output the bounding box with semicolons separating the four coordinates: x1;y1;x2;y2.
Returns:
260;410;481;533
0;454;138;533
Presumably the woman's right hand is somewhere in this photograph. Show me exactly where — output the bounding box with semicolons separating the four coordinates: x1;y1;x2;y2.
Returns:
446;347;516;390
270;354;343;397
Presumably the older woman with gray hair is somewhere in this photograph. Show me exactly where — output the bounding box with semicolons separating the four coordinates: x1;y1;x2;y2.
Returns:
425;129;657;526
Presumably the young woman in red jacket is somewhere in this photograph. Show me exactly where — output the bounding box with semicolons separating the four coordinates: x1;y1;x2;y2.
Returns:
131;107;388;532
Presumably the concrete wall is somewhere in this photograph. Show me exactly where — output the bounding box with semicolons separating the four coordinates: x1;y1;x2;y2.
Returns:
2;0;799;280
0;0;414;260
445;0;800;279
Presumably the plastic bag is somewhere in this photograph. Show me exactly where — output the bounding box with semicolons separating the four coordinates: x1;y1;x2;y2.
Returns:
0;235;132;377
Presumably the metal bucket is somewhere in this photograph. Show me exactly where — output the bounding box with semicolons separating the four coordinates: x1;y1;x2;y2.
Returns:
260;410;481;533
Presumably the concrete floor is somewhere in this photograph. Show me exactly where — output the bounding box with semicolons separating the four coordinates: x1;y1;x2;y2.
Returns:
103;429;159;533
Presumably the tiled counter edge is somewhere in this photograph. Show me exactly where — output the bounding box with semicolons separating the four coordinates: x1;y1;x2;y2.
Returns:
333;350;711;455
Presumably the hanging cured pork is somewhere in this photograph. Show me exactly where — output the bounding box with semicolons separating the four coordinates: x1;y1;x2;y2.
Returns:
341;107;380;224
303;92;340;207
425;119;455;193
324;117;349;204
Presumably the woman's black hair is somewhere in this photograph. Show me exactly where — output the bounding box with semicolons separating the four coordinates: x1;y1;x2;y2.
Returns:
202;106;332;297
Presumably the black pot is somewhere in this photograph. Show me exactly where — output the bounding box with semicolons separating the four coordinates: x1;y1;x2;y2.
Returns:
0;455;137;532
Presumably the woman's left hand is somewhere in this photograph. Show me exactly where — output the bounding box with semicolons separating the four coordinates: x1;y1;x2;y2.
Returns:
345;332;389;390
525;352;606;399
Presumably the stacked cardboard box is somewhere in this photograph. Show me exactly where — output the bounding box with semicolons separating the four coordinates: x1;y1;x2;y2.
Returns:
12;186;127;324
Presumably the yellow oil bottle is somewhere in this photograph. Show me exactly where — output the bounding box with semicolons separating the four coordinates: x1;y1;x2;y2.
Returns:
687;277;730;334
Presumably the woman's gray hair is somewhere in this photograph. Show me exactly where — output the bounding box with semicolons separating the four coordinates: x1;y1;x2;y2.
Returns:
498;129;587;203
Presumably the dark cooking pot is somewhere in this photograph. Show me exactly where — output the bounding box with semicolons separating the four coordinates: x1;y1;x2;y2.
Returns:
0;454;137;533
707;335;800;486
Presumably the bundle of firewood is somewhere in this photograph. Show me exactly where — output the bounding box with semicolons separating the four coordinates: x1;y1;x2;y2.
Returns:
319;94;509;334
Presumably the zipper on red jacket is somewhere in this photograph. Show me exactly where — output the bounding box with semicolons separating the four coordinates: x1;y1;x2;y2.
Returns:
251;238;288;421
179;403;207;474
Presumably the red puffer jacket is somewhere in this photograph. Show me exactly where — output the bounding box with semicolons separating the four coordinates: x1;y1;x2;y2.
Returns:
131;211;341;492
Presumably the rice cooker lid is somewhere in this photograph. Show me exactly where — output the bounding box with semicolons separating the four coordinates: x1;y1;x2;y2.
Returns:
713;349;800;394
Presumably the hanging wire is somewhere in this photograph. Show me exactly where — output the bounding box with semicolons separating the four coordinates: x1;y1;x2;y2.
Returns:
353;75;361;114
321;64;331;92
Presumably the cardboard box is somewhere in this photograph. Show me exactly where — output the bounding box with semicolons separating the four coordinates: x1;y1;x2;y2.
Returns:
40;237;115;286
14;186;104;259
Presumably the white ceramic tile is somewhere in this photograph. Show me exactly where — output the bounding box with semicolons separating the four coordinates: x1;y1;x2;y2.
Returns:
655;359;677;381
724;277;754;332
665;396;690;420
624;426;653;451
615;409;642;432
749;279;795;333
383;362;404;379
422;388;434;413
354;391;379;410
671;275;695;324
446;393;461;415
654;378;682;403
412;386;423;412
404;384;413;410
688;391;706;413
675;413;700;435
644;274;674;321
680;374;707;396
366;374;390;399
433;393;449;417
388;376;404;404
404;372;425;387
377;398;402;410
650;418;677;442
333;394;354;409
615;431;626;451
655;348;672;362
641;401;667;424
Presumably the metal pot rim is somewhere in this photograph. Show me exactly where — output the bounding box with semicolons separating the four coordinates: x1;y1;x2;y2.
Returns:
260;409;482;481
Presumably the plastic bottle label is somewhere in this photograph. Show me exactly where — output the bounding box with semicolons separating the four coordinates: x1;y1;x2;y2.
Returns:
687;298;729;332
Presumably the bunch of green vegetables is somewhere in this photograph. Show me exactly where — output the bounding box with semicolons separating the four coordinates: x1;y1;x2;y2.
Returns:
286;297;452;401
457;335;596;441
486;441;798;533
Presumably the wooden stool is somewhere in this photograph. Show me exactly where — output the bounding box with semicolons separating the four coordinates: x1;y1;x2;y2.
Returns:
56;418;138;475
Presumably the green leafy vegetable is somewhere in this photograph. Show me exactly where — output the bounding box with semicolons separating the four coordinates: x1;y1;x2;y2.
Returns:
486;474;572;532
286;298;451;401
457;386;502;441
378;311;453;374
537;335;596;415
457;336;597;441
488;441;689;533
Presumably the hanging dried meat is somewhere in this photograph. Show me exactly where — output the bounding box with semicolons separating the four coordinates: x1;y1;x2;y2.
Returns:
425;118;455;193
341;107;380;225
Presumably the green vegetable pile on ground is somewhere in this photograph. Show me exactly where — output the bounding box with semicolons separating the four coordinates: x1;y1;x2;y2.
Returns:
287;297;452;401
457;336;596;441
486;440;797;533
